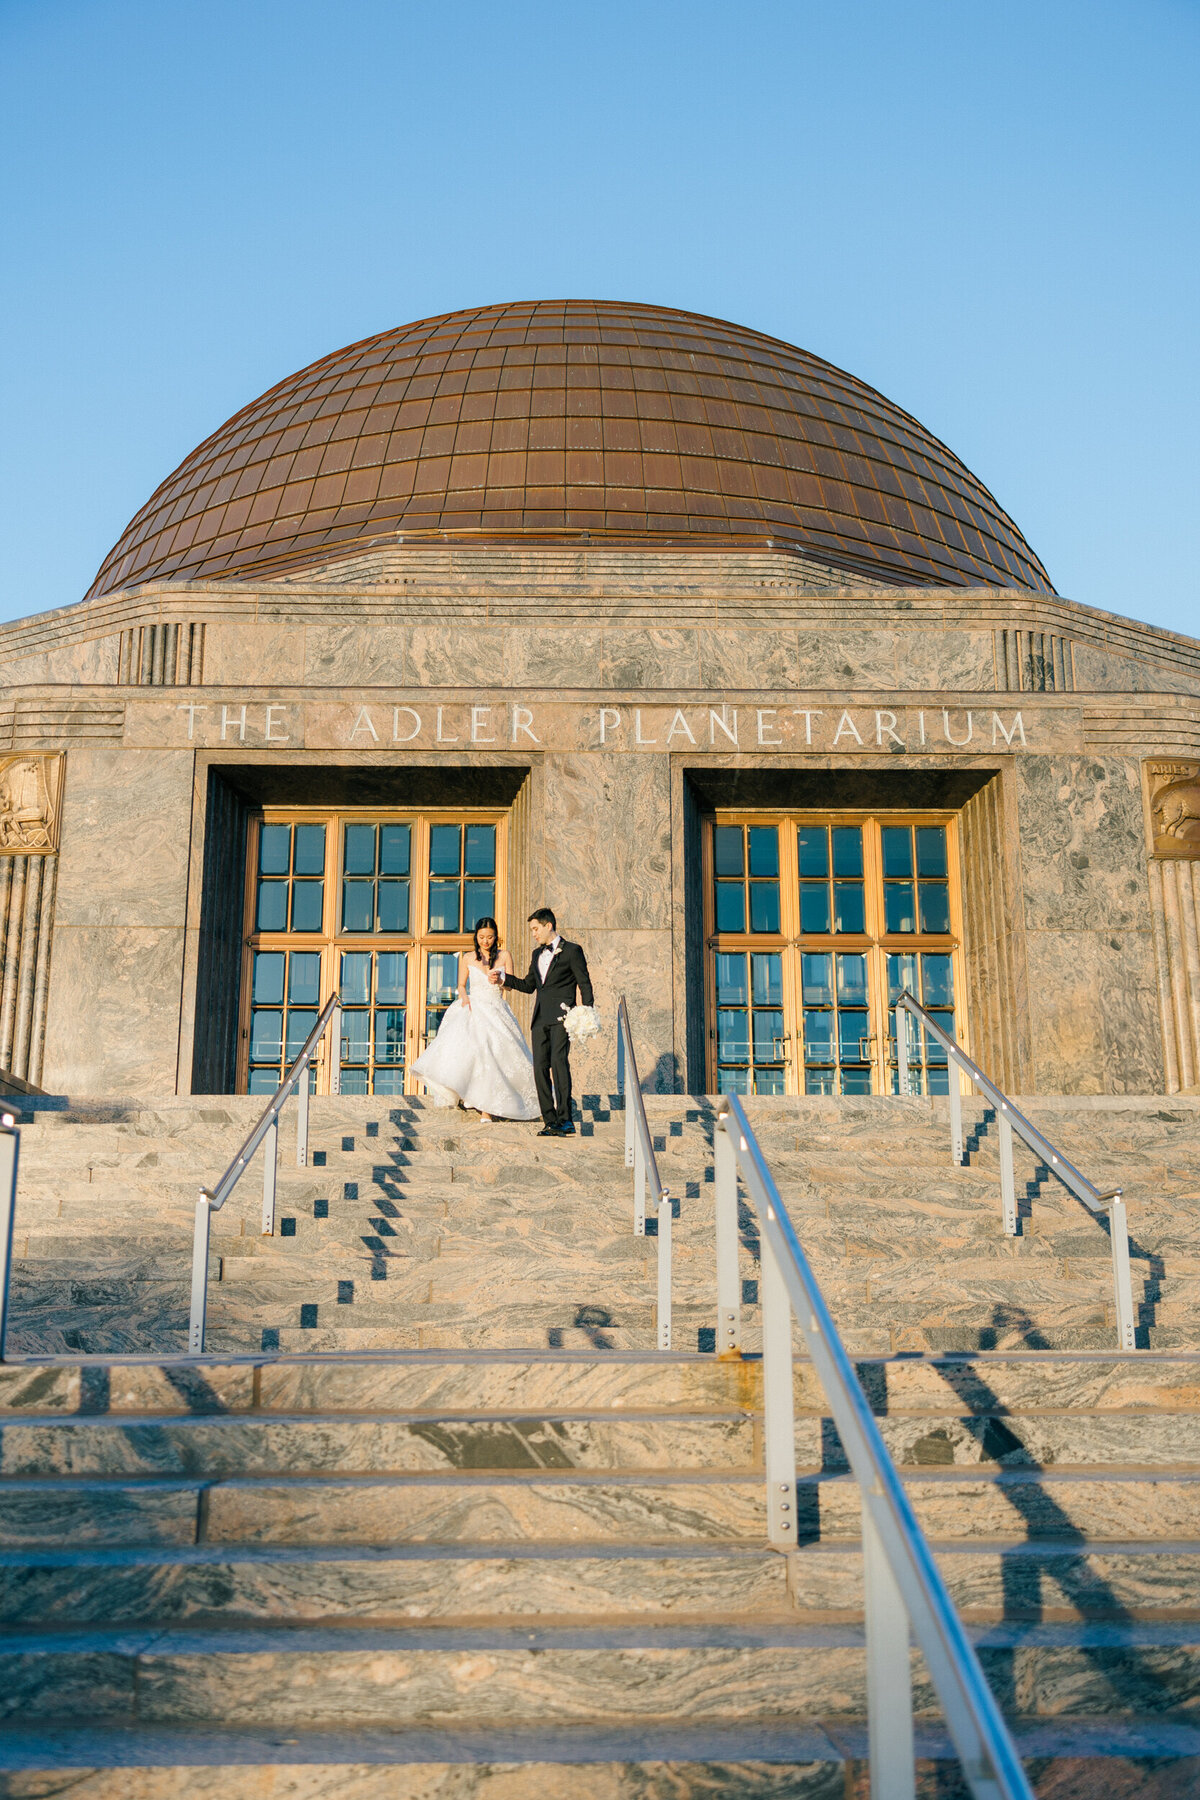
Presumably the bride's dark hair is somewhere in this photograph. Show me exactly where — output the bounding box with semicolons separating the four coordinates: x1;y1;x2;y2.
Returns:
473;916;501;968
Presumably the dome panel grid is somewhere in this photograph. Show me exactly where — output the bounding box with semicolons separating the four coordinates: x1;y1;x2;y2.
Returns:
88;300;1052;595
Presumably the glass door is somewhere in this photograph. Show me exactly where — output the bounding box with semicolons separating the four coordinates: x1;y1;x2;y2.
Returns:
705;812;965;1096
239;809;505;1095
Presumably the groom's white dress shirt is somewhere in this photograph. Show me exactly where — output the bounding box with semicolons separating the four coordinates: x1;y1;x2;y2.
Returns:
537;936;562;982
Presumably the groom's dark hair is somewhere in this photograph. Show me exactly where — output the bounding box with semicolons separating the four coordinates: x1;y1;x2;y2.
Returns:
528;907;556;929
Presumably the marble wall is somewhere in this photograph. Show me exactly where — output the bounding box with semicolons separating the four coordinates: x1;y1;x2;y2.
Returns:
1015;756;1164;1094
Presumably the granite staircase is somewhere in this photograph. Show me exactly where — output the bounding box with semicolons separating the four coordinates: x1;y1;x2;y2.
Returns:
0;1092;1198;1794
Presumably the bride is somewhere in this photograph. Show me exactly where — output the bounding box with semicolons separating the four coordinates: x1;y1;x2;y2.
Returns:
412;917;540;1122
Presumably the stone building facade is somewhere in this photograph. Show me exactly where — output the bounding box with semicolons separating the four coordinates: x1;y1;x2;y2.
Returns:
2;301;1197;1101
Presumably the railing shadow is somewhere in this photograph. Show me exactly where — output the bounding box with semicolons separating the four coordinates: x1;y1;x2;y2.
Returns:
918;1303;1176;1717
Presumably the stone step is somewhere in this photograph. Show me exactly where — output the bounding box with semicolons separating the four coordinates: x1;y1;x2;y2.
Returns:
6;1538;1200;1631
7;1462;1200;1551
6;1402;1200;1479
4;1617;1200;1729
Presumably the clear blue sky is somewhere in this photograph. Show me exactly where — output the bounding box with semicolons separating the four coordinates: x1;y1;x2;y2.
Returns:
2;0;1197;636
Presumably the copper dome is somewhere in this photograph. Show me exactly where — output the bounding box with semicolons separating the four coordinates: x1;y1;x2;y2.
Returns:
88;299;1053;597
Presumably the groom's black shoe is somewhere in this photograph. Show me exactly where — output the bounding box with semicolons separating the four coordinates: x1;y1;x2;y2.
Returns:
556;1121;576;1135
537;1123;558;1136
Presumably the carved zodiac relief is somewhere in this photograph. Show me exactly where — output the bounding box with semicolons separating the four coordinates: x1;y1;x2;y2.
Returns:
1147;759;1200;860
0;754;62;854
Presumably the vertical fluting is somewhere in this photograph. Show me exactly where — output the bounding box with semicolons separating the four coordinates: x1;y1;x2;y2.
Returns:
1148;857;1200;1093
12;855;42;1075
0;857;28;1069
28;853;56;1085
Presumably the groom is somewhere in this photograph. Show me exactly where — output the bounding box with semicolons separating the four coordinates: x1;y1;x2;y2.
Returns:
493;908;593;1136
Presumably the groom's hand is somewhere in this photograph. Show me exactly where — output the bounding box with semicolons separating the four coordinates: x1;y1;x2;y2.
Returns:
488;969;504;985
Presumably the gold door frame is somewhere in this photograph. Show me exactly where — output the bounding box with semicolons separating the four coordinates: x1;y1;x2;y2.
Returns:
703;809;967;1095
237;807;509;1095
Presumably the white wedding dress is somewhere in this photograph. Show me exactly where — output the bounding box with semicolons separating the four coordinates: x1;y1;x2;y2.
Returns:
412;964;540;1120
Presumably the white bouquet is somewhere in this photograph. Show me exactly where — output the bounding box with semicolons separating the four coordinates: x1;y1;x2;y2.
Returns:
561;1003;602;1045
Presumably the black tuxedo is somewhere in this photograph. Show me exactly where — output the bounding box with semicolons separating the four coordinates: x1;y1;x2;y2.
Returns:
503;938;594;1128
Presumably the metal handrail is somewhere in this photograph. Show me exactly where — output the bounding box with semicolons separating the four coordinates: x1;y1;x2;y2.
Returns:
0;1112;20;1362
616;995;671;1350
894;992;1135;1350
188;993;341;1353
716;1093;1032;1800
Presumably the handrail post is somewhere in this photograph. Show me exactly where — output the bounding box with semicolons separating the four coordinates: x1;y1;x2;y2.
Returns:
863;1505;917;1800
895;1003;911;1097
0;1117;19;1362
330;1003;342;1095
657;1189;672;1350
713;1122;742;1357
761;1224;797;1547
262;1117;278;1236
1109;1195;1136;1350
296;1062;310;1167
998;1110;1017;1236
633;1136;646;1236
948;1056;964;1166
189;1191;212;1354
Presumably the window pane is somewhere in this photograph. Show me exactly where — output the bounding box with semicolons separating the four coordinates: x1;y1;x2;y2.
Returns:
751;953;783;1006
342;881;374;933
837;954;869;1006
832;827;863;878
717;1066;750;1095
286;1009;317;1061
805;1067;835;1095
294;825;326;876
429;825;461;876
797;827;828;878
340;952;371;1005
377;881;410;934
716;952;748;1006
748;827;779;878
463;881;496;931
428;880;460;932
804;1011;834;1057
464;824;496;876
921;954;954;1008
717;1011;749;1061
426;952;459;1003
288;952;321;1006
290;881;324;932
252;951;285;1005
340;1009;370;1062
919;882;950;934
374;1008;406;1063
340;1069;369;1095
256;881;288;932
379;823;410;875
344;824;376;876
884;883;915;933
887;953;918;1005
756;1067;786;1096
801;953;834;1007
376;951;407;1005
753;1011;785;1062
374;1068;406;1096
259;825;291;876
248;1069;278;1095
833;882;864;934
800;884;831;933
916;826;948;878
749;882;780;933
715;883;746;932
839;1013;869;1061
842;1067;873;1095
713;826;744;878
249;1010;283;1061
881;827;913;878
